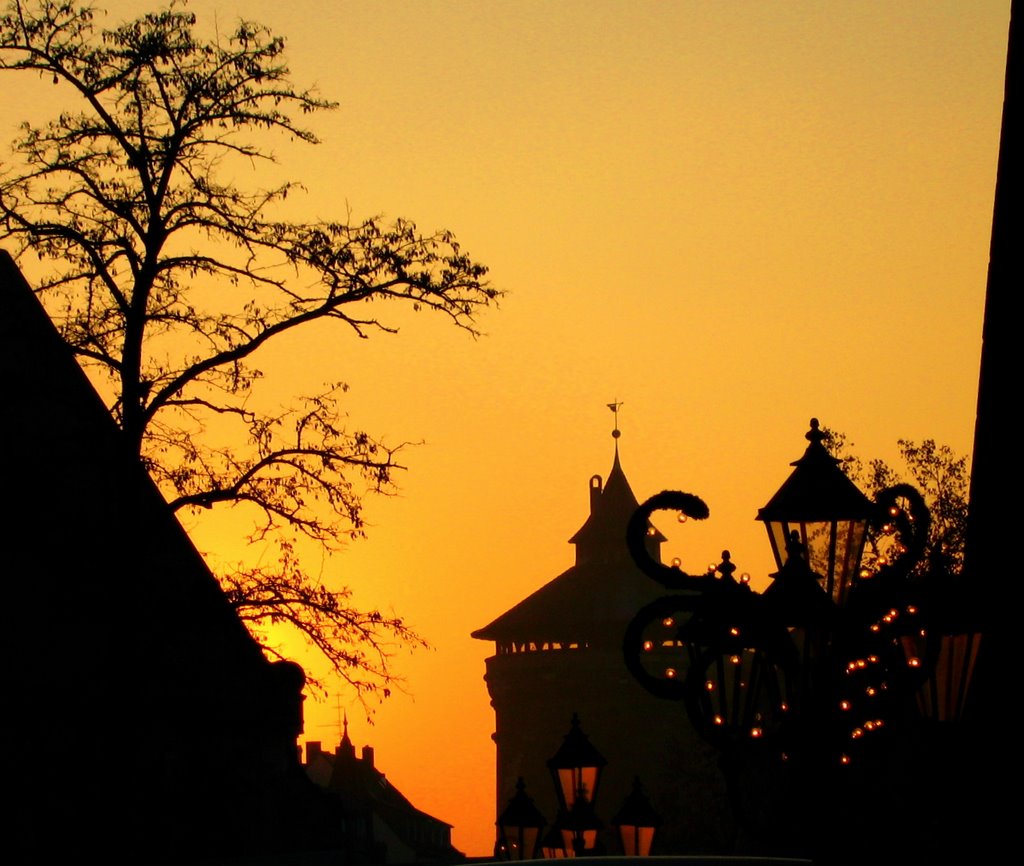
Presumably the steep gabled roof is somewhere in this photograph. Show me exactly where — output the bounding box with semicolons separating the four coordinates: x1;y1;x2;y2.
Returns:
0;251;331;860
0;250;261;658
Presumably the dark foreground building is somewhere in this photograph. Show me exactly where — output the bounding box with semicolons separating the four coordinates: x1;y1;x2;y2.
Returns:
0;251;349;863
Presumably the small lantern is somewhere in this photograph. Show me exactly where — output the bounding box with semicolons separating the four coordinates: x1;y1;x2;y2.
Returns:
757;419;874;606
557;798;603;856
676;554;798;749
540;823;568;859
497;777;546;860
547;713;607;811
612;777;661;856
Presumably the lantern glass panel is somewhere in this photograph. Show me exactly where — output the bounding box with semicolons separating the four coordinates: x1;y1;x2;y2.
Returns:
838;519;867;578
541;825;567;859
767;518;867;606
803;520;835;590
560;827;598;854
767;520;789;572
619;824;656;857
499;825;540;861
557;767;598;808
690;645;791;741
559;828;575;854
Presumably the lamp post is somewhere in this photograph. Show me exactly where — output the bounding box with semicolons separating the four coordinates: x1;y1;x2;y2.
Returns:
755;419;873;606
538;825;568;860
547;713;606;857
622;419;983;861
498;714;661;858
497;778;546;861
611;777;661;857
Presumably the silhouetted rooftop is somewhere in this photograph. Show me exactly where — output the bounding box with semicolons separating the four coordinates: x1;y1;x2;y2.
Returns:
0;250;336;862
471;444;667;646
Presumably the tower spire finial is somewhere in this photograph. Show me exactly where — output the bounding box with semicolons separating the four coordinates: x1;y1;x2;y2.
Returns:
607;401;623;448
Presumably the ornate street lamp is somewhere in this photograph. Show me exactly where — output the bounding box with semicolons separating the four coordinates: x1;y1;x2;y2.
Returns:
547;713;607;856
505;715;668;858
756;419;874;606
547;713;607;811
621;419;984;859
539;824;569;859
497;777;546;860
556;799;604;857
611;777;661;857
501;716;642;859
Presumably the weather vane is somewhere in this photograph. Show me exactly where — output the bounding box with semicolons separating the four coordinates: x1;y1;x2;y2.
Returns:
607;400;623;440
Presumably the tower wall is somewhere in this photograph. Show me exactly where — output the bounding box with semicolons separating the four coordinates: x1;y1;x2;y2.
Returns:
476;447;739;855
484;644;737;854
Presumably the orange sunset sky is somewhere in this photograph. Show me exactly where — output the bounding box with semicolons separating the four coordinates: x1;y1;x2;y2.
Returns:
1;0;1012;857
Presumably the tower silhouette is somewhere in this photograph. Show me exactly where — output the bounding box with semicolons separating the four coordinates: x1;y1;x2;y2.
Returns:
472;422;735;854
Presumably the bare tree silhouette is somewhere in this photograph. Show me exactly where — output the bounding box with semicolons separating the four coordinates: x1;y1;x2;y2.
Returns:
821;428;969;582
0;0;498;697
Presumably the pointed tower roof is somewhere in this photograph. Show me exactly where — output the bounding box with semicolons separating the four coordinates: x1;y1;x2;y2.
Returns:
471;417;667;647
567;447;638;557
337;713;356;760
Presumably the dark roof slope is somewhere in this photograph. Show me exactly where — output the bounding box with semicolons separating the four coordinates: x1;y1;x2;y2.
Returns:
308;733;463;864
0;251;334;862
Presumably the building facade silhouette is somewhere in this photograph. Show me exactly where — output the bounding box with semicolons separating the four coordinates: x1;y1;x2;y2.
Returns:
304;725;464;864
0;251;349;862
472;432;735;855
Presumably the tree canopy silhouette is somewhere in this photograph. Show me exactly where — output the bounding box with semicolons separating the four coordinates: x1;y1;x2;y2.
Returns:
0;0;498;697
821;428;969;582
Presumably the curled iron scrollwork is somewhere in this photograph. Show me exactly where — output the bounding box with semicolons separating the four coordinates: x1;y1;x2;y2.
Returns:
625;490;710;589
